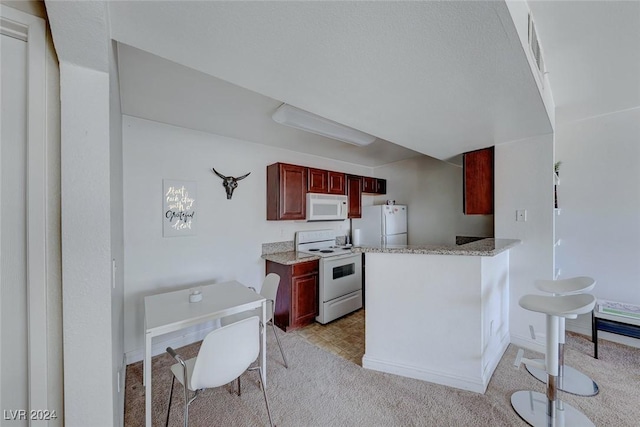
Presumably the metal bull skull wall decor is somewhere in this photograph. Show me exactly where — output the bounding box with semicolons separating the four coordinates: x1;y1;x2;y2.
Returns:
212;168;251;199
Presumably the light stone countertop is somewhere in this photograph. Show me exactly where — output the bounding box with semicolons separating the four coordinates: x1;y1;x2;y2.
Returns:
261;251;320;265
352;238;521;257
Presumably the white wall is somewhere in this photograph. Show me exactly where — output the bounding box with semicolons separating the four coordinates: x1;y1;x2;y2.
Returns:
373;156;493;245
556;107;640;344
495;133;554;352
122;116;373;361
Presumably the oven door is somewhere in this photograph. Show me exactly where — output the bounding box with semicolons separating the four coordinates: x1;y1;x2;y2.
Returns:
319;253;362;302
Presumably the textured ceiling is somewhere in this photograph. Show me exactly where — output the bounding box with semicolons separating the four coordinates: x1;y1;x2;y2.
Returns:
117;43;423;167
528;0;640;123
108;1;552;163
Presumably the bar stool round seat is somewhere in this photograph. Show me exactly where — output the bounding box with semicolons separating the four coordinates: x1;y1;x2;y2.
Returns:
512;293;596;427
519;293;594;316
526;276;599;396
535;276;595;295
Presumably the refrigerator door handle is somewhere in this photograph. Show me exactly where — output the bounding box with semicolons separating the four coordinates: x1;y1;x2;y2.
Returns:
382;209;387;236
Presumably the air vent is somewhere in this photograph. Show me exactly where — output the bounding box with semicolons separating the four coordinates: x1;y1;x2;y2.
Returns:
528;13;545;75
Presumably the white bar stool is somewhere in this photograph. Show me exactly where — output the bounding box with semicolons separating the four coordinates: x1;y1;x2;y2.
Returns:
526;277;599;396
512;293;596;427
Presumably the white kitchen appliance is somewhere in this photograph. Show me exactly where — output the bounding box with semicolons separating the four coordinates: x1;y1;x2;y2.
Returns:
352;205;408;246
306;193;348;221
296;230;362;324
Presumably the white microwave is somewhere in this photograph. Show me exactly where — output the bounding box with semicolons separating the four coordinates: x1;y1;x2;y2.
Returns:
306;193;348;221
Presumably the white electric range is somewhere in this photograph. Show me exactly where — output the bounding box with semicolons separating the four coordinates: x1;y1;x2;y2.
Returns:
296;230;363;324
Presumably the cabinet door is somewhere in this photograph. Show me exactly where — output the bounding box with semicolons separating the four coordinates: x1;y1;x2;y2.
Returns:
347;175;362;218
268;163;305;220
362;176;376;193
375;178;387;195
328;171;346;195
291;274;318;327
463;147;494;215
278;163;307;219
308;168;328;193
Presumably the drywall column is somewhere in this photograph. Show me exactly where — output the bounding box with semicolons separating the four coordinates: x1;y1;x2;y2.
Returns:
46;1;122;424
59;62;114;426
109;39;126;426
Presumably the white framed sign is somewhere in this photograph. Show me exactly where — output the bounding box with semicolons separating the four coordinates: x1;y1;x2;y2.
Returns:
163;179;196;237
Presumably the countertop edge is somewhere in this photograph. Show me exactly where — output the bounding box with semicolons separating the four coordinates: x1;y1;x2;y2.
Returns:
261;252;320;265
352;238;522;257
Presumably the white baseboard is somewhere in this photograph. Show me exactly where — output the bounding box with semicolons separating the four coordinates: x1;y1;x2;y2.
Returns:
482;333;510;385
125;326;216;365
511;321;640;356
362;355;487;394
510;333;545;354
565;318;592;336
566;318;640;349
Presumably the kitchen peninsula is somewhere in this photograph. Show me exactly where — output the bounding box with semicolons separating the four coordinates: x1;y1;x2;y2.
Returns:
353;238;520;393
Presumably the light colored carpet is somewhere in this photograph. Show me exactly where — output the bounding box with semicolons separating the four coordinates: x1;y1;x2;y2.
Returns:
124;329;640;426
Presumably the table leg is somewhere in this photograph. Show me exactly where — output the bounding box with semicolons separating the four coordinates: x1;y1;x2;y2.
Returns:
591;312;597;359
261;301;267;388
145;333;152;426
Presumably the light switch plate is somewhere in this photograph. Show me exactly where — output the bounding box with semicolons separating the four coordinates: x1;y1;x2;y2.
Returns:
516;209;527;222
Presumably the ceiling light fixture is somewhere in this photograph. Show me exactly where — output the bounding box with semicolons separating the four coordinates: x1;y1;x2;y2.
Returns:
272;104;376;146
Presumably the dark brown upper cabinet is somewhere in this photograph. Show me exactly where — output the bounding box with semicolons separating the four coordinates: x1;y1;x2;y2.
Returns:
362;176;387;195
347;175;363;218
463;147;494;215
308;168;346;195
268;162;385;220
327;171;346;195
307;168;328;193
267;163;307;220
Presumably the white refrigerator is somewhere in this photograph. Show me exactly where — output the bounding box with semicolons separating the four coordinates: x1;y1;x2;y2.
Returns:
352;205;407;246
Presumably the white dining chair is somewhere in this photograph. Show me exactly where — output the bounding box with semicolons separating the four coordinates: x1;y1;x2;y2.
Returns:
221;273;288;368
165;316;273;427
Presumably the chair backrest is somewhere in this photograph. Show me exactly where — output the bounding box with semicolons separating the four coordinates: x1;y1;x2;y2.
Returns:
260;273;280;322
189;316;260;390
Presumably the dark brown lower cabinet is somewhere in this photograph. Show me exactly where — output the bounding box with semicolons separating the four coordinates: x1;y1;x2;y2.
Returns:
266;259;319;331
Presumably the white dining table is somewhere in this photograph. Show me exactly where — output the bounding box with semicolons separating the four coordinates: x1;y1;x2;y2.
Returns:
143;280;267;427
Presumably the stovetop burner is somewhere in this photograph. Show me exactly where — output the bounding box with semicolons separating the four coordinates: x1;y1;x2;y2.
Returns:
296;229;355;258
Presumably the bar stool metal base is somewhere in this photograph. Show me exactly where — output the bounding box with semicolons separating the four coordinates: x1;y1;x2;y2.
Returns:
526;361;599;396
511;391;595;427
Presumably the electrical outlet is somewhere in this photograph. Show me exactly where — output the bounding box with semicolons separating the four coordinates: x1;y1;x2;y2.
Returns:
516;209;527;222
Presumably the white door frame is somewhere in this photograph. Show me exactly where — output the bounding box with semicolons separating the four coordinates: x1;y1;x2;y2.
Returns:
0;5;48;423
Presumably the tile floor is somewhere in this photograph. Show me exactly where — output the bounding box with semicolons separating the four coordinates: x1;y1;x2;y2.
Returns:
294;309;365;366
